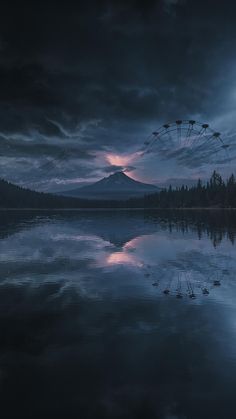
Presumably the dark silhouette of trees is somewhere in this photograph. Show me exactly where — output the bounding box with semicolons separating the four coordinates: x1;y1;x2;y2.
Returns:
133;171;236;209
0;171;236;209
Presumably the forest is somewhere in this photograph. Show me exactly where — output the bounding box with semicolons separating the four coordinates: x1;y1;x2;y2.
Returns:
0;171;236;209
136;171;236;209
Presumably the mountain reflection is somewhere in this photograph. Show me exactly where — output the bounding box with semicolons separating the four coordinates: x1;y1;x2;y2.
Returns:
0;209;235;301
1;209;236;246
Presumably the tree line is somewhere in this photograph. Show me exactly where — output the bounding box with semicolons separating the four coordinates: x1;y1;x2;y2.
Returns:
0;171;236;209
137;171;236;209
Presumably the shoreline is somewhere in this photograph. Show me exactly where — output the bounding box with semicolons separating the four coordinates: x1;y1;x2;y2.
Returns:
1;207;236;211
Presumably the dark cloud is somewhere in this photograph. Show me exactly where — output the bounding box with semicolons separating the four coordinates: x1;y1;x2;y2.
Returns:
104;165;136;173
0;0;236;189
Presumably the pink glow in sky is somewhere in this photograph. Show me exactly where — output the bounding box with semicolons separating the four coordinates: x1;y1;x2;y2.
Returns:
105;151;142;167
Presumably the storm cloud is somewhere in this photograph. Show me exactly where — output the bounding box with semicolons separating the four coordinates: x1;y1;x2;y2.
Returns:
0;0;236;190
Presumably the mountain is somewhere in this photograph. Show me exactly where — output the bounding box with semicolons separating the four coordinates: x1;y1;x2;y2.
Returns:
0;178;82;209
0;175;158;209
62;171;160;200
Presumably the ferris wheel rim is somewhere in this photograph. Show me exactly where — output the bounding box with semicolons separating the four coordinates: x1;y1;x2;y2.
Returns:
141;119;229;153
139;119;231;170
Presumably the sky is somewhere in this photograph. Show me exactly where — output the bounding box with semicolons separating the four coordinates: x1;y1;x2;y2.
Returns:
1;0;236;191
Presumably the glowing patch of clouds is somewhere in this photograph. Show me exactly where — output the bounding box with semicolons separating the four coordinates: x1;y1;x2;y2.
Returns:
105;151;142;167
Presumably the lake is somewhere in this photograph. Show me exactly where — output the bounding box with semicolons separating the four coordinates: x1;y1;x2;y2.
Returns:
1;209;236;419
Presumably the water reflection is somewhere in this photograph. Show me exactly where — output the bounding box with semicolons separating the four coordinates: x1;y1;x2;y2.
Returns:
0;210;235;301
0;210;236;418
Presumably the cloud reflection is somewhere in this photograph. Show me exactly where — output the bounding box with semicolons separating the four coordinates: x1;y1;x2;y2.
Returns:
106;251;140;266
0;211;235;302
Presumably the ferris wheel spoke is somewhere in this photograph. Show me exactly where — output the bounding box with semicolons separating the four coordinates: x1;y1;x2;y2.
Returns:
22;148;70;187
195;123;209;141
163;128;174;149
188;128;200;148
185;120;197;146
140;134;155;154
186;126;195;147
176;120;182;146
40;150;68;172
194;132;214;152
199;134;226;160
147;133;161;153
184;123;192;146
138;119;230;175
193;128;205;145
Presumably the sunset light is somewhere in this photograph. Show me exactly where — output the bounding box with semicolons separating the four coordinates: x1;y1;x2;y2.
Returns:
106;153;132;166
106;251;143;267
106;151;142;167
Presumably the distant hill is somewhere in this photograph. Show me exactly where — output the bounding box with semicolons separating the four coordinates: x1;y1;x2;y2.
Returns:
0;178;83;209
0;171;235;209
0;176;158;209
62;171;160;200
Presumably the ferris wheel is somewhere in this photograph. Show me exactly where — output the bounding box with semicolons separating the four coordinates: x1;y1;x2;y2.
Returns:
139;120;230;169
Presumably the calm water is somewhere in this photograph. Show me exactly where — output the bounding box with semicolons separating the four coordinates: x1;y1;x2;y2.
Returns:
1;210;236;419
